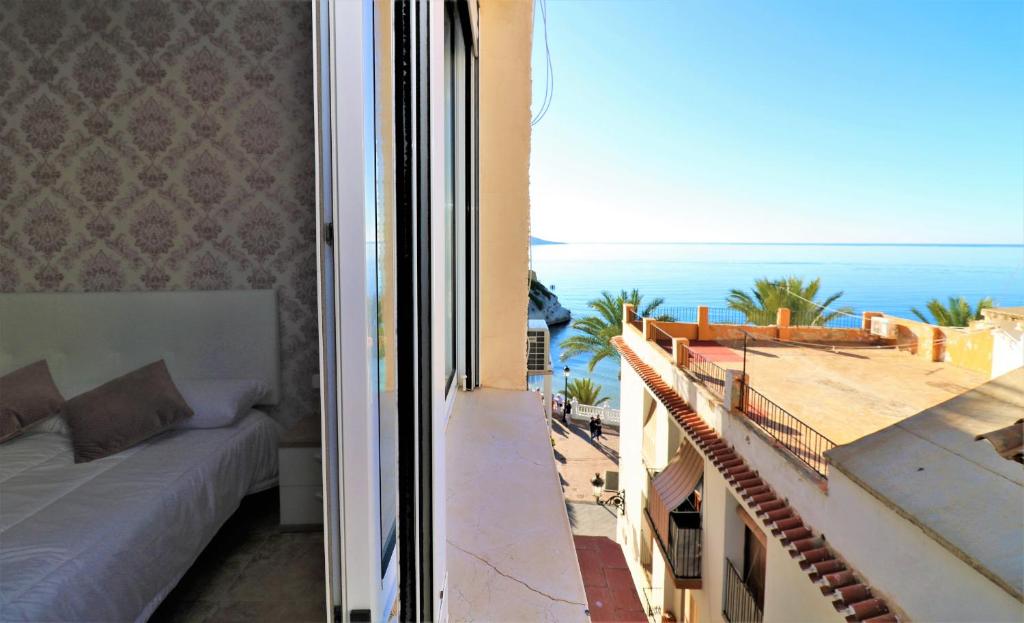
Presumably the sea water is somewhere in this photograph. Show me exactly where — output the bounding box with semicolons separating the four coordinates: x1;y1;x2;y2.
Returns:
530;243;1024;408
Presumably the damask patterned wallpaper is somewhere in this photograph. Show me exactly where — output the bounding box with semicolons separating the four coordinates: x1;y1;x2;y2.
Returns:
0;0;318;424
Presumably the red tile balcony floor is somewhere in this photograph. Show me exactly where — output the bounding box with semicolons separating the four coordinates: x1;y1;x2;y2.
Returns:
574;536;647;623
689;340;743;362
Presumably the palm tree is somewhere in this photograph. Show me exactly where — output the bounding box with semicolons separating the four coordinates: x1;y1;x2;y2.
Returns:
726;277;852;326
564;378;610;406
560;289;674;372
911;296;993;327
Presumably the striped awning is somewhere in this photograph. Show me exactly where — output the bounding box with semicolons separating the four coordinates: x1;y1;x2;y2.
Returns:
649;442;704;543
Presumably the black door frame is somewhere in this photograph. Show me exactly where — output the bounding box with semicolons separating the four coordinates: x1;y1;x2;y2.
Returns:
395;0;433;620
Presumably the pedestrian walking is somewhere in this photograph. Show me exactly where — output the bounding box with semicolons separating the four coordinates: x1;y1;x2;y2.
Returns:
588;416;597;440
594;416;604;442
563;398;572;423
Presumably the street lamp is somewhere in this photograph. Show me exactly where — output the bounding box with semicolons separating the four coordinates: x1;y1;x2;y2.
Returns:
591;473;604;503
562;365;571;421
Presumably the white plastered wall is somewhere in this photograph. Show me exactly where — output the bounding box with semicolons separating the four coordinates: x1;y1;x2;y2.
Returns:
990;320;1024;379
618;364;647;564
825;469;1021;623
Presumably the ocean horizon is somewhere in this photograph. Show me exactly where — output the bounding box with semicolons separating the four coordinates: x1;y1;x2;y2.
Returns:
529;242;1024;408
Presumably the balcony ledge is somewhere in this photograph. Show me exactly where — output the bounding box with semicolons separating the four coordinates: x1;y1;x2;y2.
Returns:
447;388;589;622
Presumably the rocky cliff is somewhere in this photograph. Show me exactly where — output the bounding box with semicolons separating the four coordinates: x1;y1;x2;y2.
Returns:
528;271;571;326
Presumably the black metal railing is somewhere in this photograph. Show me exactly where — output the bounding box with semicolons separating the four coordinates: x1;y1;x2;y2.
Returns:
680;345;727;398
652;324;674;354
723;559;763;623
645;306;865;329
708;307;776;326
645;467;702;580
789;309;864;329
667;509;702;579
742;385;836;478
658;307;699;323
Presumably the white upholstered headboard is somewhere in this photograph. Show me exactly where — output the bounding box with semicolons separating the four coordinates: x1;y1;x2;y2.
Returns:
0;290;280;404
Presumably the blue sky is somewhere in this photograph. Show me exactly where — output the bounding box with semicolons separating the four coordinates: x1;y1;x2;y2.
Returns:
529;0;1024;244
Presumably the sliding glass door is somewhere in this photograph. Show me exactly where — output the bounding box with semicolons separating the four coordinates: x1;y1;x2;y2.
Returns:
312;0;399;620
313;1;478;621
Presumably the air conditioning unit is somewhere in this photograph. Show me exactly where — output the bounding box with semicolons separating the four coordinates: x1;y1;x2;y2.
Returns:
871;316;898;339
526;319;551;374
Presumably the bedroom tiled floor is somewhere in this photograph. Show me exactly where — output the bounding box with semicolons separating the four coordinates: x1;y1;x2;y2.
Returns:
150;489;326;623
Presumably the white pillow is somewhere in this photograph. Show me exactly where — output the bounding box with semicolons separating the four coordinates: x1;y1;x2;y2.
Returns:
175;379;268;429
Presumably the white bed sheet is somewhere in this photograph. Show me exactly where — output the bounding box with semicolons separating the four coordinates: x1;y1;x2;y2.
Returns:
0;410;280;623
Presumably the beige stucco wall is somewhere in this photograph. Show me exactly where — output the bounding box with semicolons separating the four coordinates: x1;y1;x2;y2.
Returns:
478;0;532;390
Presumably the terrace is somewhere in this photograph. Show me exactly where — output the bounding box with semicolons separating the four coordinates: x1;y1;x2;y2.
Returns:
637;305;990;477
703;341;987;445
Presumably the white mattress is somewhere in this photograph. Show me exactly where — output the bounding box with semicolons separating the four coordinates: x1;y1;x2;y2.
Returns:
0;411;280;623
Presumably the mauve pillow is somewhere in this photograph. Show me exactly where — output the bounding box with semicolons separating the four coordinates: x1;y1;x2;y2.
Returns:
63;360;194;463
0;360;66;443
174;378;268;429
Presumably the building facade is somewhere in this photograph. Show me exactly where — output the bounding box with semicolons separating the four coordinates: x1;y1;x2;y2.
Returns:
615;306;1023;623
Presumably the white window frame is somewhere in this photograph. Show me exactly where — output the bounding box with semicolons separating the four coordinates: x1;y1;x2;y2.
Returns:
315;2;478;620
315;0;398;620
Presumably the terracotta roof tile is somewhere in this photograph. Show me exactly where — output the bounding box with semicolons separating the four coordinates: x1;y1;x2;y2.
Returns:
818;570;857;590
833;584;872;607
841;597;888;620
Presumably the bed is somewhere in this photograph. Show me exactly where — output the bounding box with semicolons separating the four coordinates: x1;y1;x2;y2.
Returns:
0;290;284;622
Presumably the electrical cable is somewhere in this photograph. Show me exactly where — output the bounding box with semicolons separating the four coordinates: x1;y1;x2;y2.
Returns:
531;0;554;126
781;284;863;320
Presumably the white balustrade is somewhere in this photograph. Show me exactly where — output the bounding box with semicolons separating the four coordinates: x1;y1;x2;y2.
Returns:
568;402;621;429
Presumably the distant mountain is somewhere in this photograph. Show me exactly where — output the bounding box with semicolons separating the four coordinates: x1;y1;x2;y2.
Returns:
530;236;564;245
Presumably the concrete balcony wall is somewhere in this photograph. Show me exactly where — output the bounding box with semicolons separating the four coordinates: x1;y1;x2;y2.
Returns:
446;389;588;622
647;319;881;345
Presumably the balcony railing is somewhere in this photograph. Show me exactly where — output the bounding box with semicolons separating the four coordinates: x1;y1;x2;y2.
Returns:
652;324;674;354
742;385;835;478
680;345;727;398
645;469;702;581
666;509;702;579
657;306;865;329
569;402;621;429
723;559;763;623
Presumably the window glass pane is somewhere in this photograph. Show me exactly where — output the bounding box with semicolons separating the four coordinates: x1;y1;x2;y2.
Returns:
373;0;398;573
444;11;457;385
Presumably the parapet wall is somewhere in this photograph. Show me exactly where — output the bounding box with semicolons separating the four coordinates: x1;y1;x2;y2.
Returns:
642;306;998;377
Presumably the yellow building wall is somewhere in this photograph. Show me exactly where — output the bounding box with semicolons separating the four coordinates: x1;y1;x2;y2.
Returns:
886;316;994;376
941;327;993;376
478;0;532;390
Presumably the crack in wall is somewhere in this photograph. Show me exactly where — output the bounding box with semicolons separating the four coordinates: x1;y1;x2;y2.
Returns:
448;541;586;609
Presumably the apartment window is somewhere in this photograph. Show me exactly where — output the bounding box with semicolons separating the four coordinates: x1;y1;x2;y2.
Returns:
725;503;766;623
373;0;399;574
443;12;455;385
742;525;767;610
443;3;478;393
